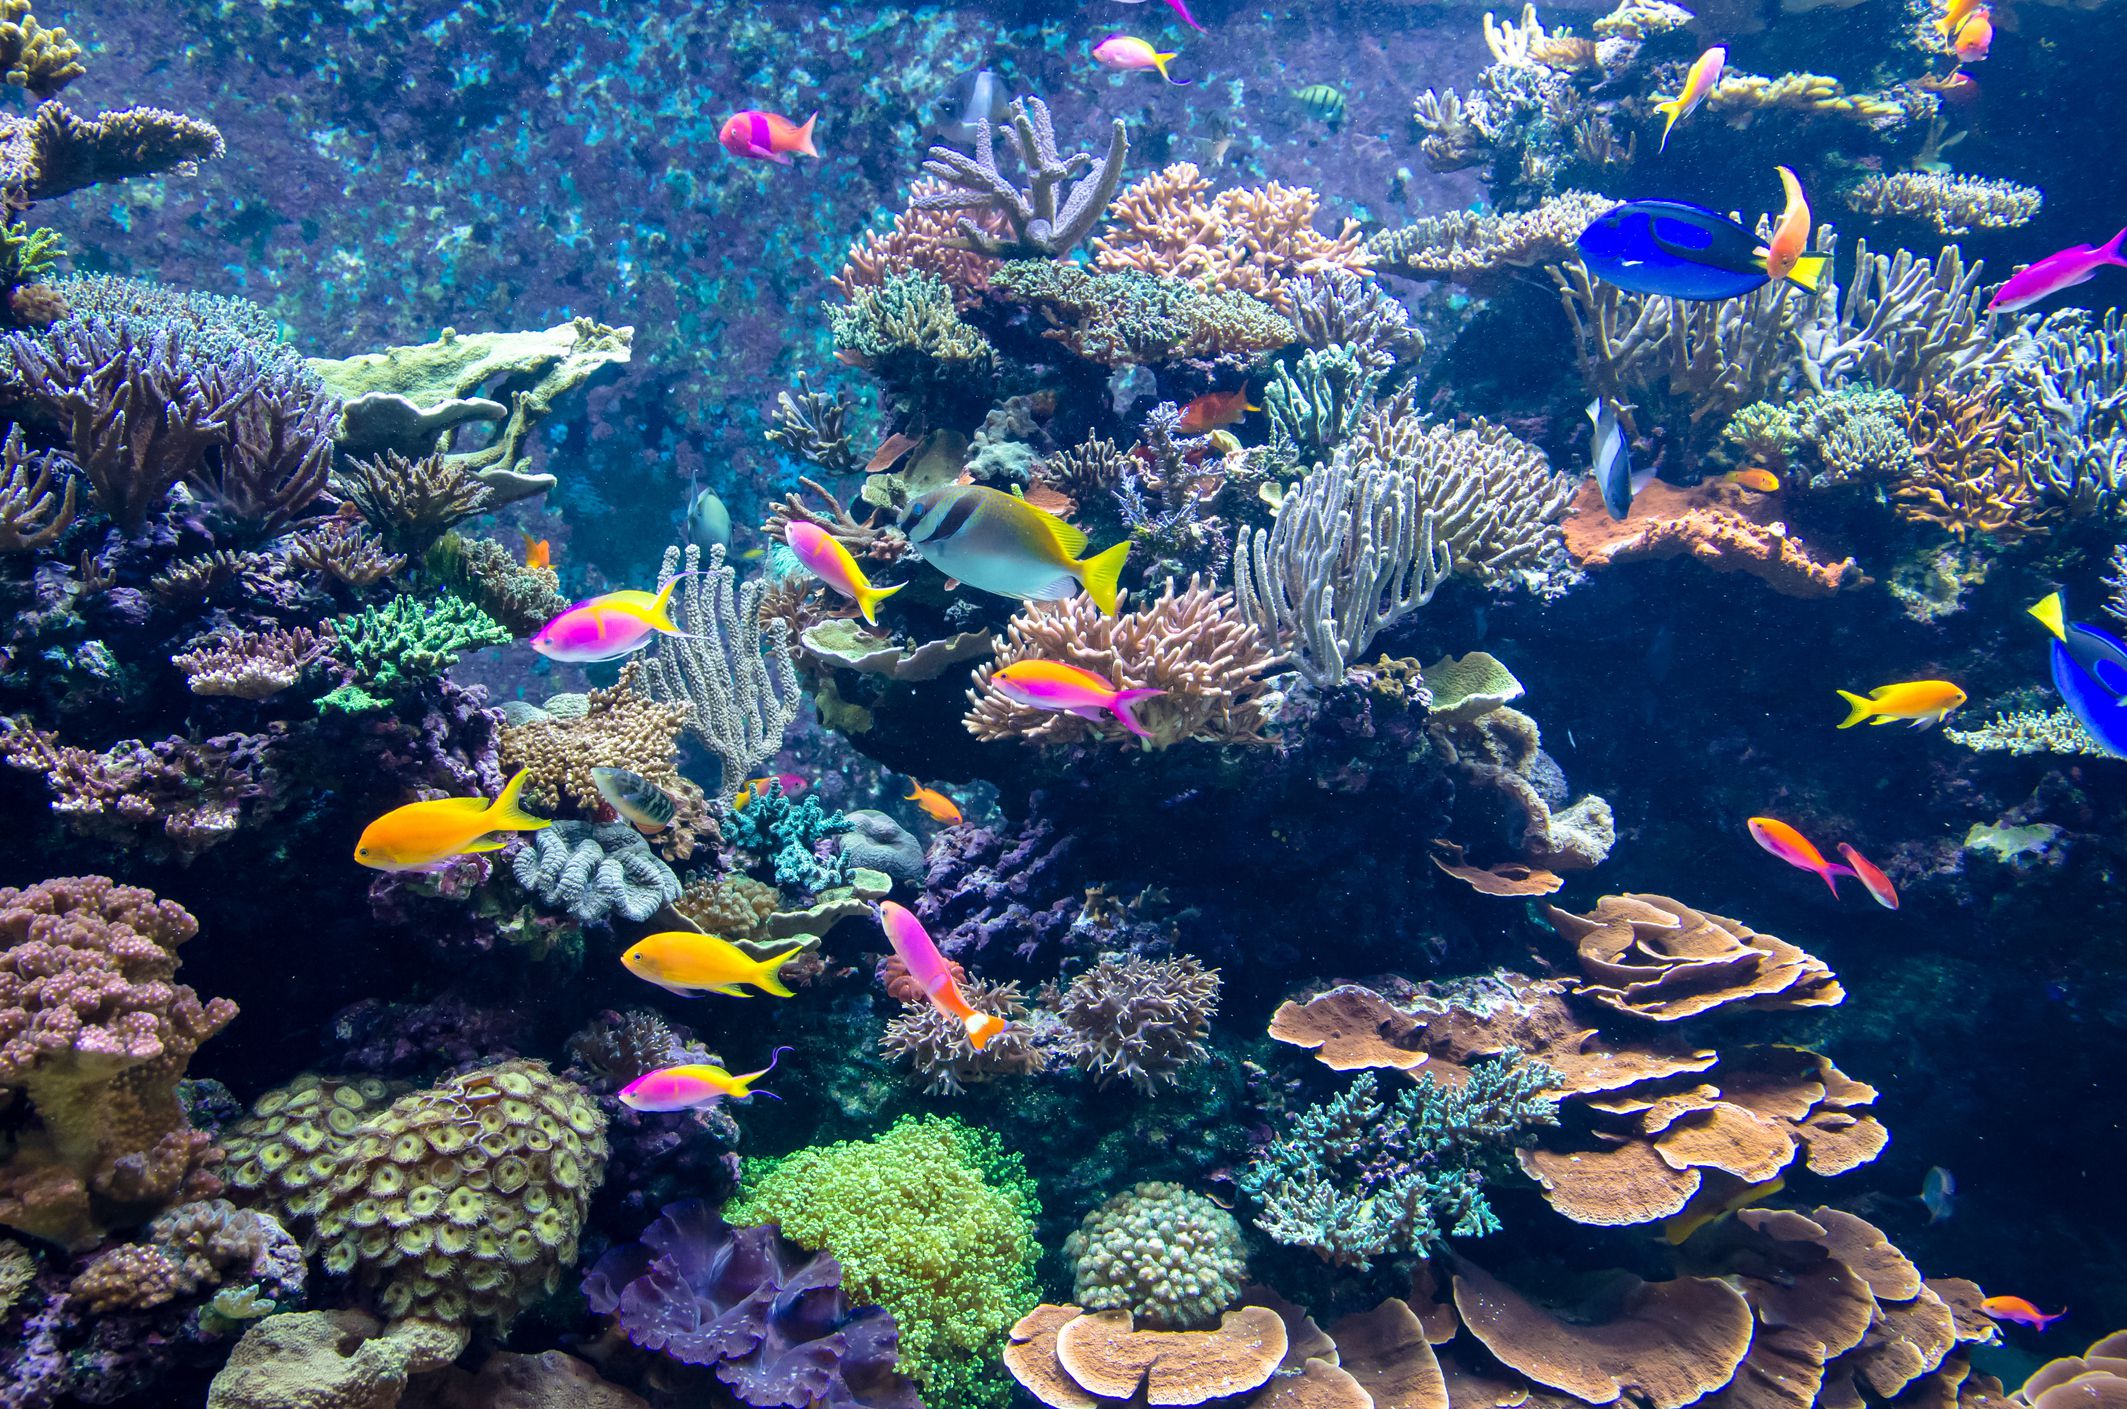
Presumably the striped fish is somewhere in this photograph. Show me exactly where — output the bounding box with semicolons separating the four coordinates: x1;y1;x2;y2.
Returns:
1293;84;1346;125
897;485;1130;614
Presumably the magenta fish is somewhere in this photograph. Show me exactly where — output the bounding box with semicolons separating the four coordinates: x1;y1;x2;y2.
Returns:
1988;229;2127;313
531;580;689;664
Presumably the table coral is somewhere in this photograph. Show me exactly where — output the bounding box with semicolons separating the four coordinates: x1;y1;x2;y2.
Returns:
725;1114;1041;1409
1546;893;1845;1021
1846;171;2042;236
1369;192;1613;283
0;875;236;1250
174;627;329;700
1560;479;1865;598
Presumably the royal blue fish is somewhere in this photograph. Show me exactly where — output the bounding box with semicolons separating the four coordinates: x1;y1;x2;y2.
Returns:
1921;1166;1955;1225
2031;593;2127;703
1587;398;1652;520
1577;199;1829;302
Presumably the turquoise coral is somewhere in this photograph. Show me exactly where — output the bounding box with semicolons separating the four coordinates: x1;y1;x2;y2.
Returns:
726;785;854;894
325;591;509;701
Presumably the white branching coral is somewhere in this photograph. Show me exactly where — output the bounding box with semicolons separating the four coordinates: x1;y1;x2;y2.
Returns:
1846;171;2042;236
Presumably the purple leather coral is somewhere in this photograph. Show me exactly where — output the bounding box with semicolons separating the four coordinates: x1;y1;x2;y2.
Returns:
582;1200;919;1409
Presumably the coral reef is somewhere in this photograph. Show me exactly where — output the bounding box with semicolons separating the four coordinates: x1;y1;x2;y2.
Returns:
636;544;801;789
916;96;1127;260
1062;1182;1246;1331
1561;479;1865;598
1053;954;1220;1093
1846;171;2042;235
510;821;682;927
988;261;1294;371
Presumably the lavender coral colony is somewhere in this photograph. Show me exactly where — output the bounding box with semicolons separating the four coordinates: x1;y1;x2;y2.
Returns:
2;0;2126;1400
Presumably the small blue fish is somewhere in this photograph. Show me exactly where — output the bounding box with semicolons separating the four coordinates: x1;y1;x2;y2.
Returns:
1578;199;1829;302
1921;1166;1955;1224
2030;594;2127;756
1586;398;1652;520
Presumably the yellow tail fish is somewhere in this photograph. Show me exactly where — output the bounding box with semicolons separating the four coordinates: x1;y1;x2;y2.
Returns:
1835;680;1967;729
622;931;805;998
897;484;1131;615
1654;46;1725;152
354;770;549;872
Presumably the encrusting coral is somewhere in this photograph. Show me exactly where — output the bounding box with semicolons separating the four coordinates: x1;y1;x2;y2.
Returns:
1063;1182;1248;1331
1561;478;1866;598
965;579;1278;748
0;876;237;1250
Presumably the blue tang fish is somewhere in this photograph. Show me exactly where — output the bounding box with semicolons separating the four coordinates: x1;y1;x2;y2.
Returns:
1578;199;1829;302
2030;593;2127;703
1586;398;1652;520
1921;1165;1955;1224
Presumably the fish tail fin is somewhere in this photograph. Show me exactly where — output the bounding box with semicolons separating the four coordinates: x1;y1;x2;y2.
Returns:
1154;52;1189;84
1835;690;1875;729
734;1044;796;1093
2042;1308;2068;1329
485;770;550;831
645;576;684;634
795;112;820;158
1076;540;1131;615
749;945;804;998
856;578;905;626
2103;228;2127;266
1166;0;1207;30
2029;592;2069;640
1109;687;1166;743
1820;864;1848;898
1784;254;1830;293
965;1011;1007;1050
1655;101;1682;151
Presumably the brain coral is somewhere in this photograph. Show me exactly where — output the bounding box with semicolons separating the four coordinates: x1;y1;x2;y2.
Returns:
224;1062;606;1331
1062;1182;1248;1331
724;1114;1040;1409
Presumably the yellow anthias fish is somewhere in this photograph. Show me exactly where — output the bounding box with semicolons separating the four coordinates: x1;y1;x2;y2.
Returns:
621;931;805;998
1664;1176;1786;1245
354;770;549;872
1835;679;1967;729
1759;166;1820;291
1935;0;1984;36
1654;46;1725;152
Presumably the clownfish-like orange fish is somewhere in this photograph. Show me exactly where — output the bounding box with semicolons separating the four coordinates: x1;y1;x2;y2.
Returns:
904;782;964;826
522;535;552;570
1177;389;1258;436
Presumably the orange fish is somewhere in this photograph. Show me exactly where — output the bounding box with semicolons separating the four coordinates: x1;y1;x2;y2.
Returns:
1723;469;1781;492
719;110;819;165
1935;0;1984;36
1835;680;1966;729
904;782;964;826
733;773;807;810
1760;166;1818;290
355;770;549;873
1748;817;1849;897
522;535;551;570
1177;389;1257;436
1835;843;1898;911
1982;1296;2064;1331
1953;10;1992;61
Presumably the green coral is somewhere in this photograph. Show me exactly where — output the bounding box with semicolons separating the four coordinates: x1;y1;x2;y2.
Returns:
0;222;64;288
829;270;992;366
327;591;509;696
1238;1057;1558;1271
1063;1181;1246;1330
990;261;1294;368
1720;387;1916;487
1263;343;1383;462
726;1115;1040;1409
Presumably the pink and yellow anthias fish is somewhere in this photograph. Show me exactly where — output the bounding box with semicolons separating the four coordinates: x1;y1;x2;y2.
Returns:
354;770;548;872
619;1049;792;1112
1759;166;1818;290
732;774;806;809
877;901;1006;1049
622;931;806;998
904;782;964;826
1935;0;1984;36
1748;817;1852;897
719;110;819;165
1112;0;1207;32
1654;46;1725;152
1835;679;1967;729
1952;9;1993;62
989;660;1165;744
530;578;695;664
1982;1296;2066;1331
1093;35;1189;84
784;520;904;625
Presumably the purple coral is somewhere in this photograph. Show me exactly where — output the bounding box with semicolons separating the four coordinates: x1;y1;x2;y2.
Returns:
584;1201;917;1409
916;795;1080;963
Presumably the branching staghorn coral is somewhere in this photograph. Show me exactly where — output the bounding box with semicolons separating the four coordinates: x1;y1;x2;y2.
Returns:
326;592;509;700
2007;309;2127;514
1846;171;2042;235
1895;384;2049;541
0;423;72;549
1092;163;1374;317
1411;61;1584;203
332;449;492;552
989;260;1292;370
1802;236;2012;393
191;360;339;538
0;101;224;206
636;543;801;788
834;177;1006;305
1037;436;1133;501
1370;191;1612;283
173;627;328;700
966;578;1277;748
1054;953;1220;1093
764;371;861;474
0;1;83;99
1238;1061;1558;1270
286;516;404;588
1704;71;1906;125
916;95;1127;259
450;535;566;636
1283;269;1425;368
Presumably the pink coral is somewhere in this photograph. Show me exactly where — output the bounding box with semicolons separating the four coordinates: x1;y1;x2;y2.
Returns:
0;876;237;1249
1559;479;1866;599
833;178;1008;308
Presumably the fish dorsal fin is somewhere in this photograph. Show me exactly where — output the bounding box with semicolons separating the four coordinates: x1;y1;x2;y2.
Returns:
426;797;493;813
1028;501;1088;557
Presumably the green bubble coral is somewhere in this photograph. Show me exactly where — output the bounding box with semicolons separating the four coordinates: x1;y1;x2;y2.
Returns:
725;1115;1040;1409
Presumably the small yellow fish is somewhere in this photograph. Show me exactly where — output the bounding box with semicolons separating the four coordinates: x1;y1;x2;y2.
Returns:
1935;0;1984;36
522;534;552;570
904;782;964;826
1835;680;1967;729
354;770;548;872
622;931;805;998
1654;46;1726;152
1664;1176;1785;1245
1724;468;1781;492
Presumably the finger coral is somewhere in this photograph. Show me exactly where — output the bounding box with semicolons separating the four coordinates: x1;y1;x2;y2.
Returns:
1284;269;1426;368
1063;1182;1247;1331
0;876;237;1250
0;422;73;550
1092;163;1374;317
67;1198;300;1317
965;578;1278;748
916;95;1128;260
2007;308;2126;514
1053;953;1220;1093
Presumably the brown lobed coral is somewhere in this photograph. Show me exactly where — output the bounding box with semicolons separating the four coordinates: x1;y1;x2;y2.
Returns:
1561;479;1866;598
0;876;237;1250
1546;893;1845;1021
965;579;1279;749
1894;385;2050;543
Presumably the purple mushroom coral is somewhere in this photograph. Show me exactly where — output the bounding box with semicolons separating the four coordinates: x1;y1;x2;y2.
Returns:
582;1200;918;1409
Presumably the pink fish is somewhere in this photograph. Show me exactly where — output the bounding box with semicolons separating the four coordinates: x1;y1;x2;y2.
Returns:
989;660;1164;743
1093;35;1188;84
618;1049;791;1112
1114;0;1207;31
1748;817;1852;896
719;110;819;165
1836;843;1899;911
1988;229;2127;313
877;901;1006;1049
785;521;903;625
531;580;689;664
1982;1296;2066;1331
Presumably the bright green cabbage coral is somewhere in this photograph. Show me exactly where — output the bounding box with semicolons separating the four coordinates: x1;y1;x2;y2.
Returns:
726;1115;1040;1409
326;590;509;703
